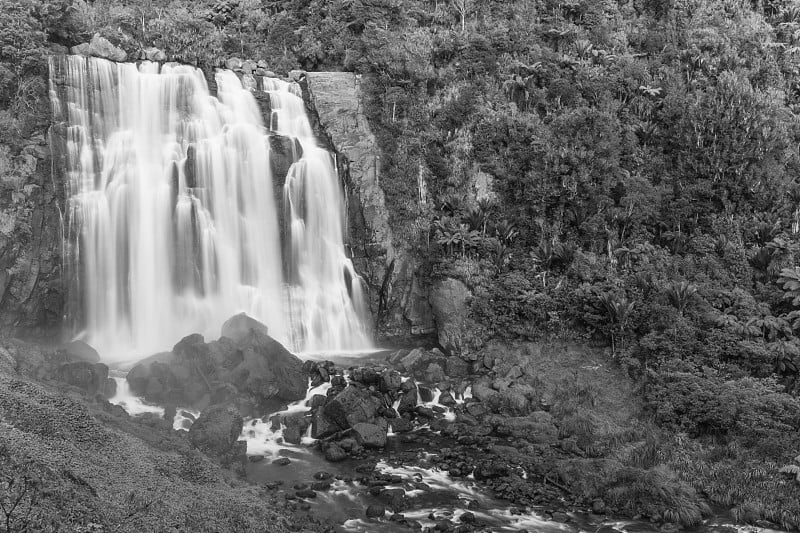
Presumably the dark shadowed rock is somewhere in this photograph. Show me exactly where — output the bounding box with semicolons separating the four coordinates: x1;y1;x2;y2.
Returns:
61;341;100;363
220;313;269;343
268;135;298;181
323;385;381;429
473;460;510;480
189;404;243;457
366;504;386;518
423;362;445;383
390;417;413;433
399;348;427;372
397;388;418;415
380;369;402;392
311;406;338;439
351;422;387;448
430;278;473;357
445;356;470;378
54;361;111;396
324;443;347;462
227;330;307;404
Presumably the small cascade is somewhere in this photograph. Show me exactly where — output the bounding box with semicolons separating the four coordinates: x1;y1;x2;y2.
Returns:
240;379;332;458
50;56;371;360
108;376;164;417
261;78;372;353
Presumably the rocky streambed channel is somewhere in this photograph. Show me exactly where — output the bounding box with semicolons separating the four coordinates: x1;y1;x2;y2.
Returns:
101;314;779;533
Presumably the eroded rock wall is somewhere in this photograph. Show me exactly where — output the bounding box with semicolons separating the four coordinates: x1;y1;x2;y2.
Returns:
299;71;435;341
0;131;64;338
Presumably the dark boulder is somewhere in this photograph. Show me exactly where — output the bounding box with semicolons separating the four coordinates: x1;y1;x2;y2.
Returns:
324;443;347;462
311;406;339;439
323;385;381;429
439;391;456;407
398;348;428;372
189;404;243;457
227;330;307;405
445;356;470;378
220;313;269;343
389;417;413;433
366;505;386;518
423;363;445;383
397;388;418;415
351;422;387;448
54;361;112;397
128;327;305;411
269;135;300;180
380;369;403;392
473;460;510;480
61;340;100;363
282;415;309;445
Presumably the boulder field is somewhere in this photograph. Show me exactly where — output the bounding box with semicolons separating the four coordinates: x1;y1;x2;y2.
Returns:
1;313;668;530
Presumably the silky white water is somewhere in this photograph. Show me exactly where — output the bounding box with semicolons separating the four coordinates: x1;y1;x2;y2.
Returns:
262;78;371;353
50;55;371;360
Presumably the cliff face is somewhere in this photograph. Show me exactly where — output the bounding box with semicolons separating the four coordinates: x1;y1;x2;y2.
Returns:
0;131;64;338
300;72;435;341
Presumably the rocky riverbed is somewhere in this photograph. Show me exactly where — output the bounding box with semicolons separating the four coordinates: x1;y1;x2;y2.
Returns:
0;313;785;532
98;314;776;533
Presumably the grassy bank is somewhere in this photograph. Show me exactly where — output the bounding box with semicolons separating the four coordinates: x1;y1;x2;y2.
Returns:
0;346;295;533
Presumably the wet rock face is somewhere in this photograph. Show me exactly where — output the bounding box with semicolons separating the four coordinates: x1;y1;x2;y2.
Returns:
429;277;473;357
0;133;64;339
301;72;435;340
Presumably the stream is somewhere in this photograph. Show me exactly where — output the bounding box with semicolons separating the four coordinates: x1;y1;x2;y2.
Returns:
108;352;786;533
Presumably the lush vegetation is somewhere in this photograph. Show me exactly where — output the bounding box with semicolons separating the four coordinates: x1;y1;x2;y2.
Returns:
4;0;800;527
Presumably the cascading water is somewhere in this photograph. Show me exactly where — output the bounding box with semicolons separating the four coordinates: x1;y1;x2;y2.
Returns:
261;78;371;353
49;55;371;360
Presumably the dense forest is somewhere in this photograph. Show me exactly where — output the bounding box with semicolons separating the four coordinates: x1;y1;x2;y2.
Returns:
5;0;800;528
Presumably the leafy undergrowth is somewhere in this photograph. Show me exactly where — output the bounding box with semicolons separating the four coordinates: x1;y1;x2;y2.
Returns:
486;340;800;528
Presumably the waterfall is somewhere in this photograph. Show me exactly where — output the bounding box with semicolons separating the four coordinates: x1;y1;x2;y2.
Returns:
50;55;371;360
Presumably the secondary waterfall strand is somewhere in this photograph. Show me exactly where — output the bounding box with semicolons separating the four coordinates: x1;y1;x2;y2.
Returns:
261;78;371;352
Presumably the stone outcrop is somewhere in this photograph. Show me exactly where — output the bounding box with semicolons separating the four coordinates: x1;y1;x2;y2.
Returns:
300;72;435;340
0;132;64;339
127;315;307;412
429;277;473;357
220;312;270;343
54;361;114;397
70;34;127;62
189;404;244;456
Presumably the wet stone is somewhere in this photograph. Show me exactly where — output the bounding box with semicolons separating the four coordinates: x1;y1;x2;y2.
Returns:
272;457;291;466
325;443;347;462
365;504;386;518
296;489;317;499
313;471;333;480
248;455;265;462
311;480;332;491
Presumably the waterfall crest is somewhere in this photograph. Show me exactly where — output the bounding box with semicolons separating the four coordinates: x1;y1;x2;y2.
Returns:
50;56;371;360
